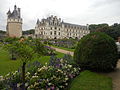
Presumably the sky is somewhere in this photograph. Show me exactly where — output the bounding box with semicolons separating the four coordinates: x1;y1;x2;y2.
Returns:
0;0;120;31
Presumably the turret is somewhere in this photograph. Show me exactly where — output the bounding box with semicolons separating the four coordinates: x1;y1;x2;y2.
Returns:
36;19;40;25
14;5;17;10
18;8;21;18
86;24;89;30
7;9;11;17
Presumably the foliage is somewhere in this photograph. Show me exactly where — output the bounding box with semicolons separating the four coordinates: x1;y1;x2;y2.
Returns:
89;23;109;32
3;43;18;60
89;23;120;40
14;42;34;63
3;37;19;44
44;46;56;56
0;30;6;34
28;39;47;57
74;32;118;72
22;29;35;35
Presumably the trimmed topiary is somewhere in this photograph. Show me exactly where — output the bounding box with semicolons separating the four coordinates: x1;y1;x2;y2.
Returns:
74;32;118;72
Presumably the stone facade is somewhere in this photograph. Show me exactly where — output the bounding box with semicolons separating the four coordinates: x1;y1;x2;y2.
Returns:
35;15;90;39
6;5;22;38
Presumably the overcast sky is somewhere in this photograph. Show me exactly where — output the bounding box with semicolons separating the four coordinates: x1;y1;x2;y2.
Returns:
0;0;120;31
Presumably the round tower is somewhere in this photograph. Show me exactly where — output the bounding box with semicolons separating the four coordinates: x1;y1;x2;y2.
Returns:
6;5;22;38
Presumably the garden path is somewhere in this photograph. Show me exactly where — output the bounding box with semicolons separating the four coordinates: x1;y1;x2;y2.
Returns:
52;47;120;90
103;60;120;90
51;46;74;56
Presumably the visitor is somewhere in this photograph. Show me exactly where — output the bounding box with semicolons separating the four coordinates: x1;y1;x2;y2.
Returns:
116;37;120;58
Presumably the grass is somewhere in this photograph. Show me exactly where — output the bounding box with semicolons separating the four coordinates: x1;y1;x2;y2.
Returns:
69;70;112;90
0;47;64;76
51;45;75;52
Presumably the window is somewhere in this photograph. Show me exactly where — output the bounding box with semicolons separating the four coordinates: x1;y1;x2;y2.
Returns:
59;28;60;30
59;32;60;35
54;31;56;35
51;27;52;30
55;27;57;29
50;31;52;35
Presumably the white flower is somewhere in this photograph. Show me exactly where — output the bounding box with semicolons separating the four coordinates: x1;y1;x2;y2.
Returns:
74;68;77;72
17;83;20;87
48;83;52;86
65;77;69;81
35;73;37;75
25;83;28;87
32;75;38;78
0;76;4;81
15;71;18;73
68;65;72;68
34;82;39;87
65;83;68;86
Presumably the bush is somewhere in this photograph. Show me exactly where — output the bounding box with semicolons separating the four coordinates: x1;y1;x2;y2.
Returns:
74;32;118;72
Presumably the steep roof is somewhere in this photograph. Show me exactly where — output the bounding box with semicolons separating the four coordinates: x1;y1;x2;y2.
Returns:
7;5;21;19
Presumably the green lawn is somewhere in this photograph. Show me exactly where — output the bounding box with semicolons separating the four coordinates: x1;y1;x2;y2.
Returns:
51;45;75;52
0;47;64;76
69;70;112;90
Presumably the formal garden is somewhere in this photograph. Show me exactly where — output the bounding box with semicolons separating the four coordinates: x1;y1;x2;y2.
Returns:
42;38;77;52
0;32;118;90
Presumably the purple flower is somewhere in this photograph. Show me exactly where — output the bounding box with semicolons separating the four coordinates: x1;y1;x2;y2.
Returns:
51;86;55;90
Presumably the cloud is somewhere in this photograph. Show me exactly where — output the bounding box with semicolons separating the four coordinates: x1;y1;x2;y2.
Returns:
91;0;120;8
0;0;120;31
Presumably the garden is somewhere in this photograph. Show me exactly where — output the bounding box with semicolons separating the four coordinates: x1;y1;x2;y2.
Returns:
42;38;78;52
0;32;118;90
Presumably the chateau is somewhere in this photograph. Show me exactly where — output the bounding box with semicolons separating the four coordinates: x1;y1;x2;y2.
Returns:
6;5;22;37
35;15;90;39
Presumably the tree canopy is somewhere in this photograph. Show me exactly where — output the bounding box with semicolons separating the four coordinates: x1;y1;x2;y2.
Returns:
89;23;120;40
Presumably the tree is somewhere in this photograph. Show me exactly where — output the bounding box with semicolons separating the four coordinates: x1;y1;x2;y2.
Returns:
30;39;47;57
15;41;34;90
22;29;35;35
4;43;18;60
74;32;118;72
89;23;120;40
89;24;109;32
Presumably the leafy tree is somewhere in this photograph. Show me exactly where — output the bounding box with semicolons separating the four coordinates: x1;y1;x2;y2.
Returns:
22;29;35;35
89;23;120;40
89;24;109;32
29;39;47;57
15;41;34;89
4;37;19;44
4;43;18;60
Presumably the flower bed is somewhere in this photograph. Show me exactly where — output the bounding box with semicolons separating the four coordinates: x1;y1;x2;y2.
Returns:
44;46;56;56
0;56;80;90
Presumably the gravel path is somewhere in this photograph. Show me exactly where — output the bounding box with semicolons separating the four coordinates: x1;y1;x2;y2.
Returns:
103;60;120;90
52;47;120;90
51;47;74;56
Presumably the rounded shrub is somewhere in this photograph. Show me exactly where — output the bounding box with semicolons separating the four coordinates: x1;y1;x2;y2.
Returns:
74;32;118;72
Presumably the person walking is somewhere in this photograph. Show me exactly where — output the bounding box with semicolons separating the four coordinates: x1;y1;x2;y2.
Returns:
116;37;120;58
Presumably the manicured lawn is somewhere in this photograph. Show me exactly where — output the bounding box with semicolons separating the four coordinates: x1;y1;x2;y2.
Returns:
51;45;75;52
0;47;64;75
69;70;112;90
